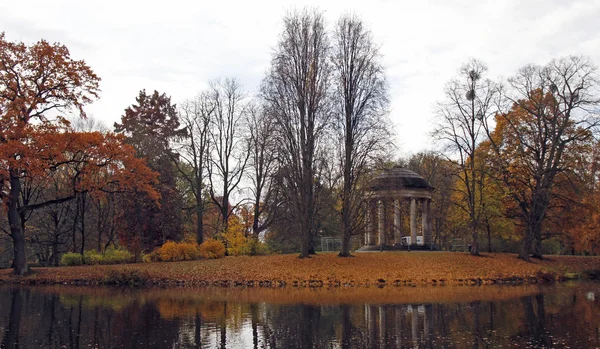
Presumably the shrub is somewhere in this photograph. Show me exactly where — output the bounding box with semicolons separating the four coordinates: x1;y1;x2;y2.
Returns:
199;239;226;259
83;250;102;265
156;241;180;261
155;241;199;262
101;247;134;264
180;242;201;260
61;252;83;266
154;241;201;262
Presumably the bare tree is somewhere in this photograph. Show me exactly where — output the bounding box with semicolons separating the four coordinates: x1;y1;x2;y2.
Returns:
434;60;499;256
247;104;281;238
262;8;332;258
175;94;213;244
485;56;600;261
332;14;390;257
207;78;250;231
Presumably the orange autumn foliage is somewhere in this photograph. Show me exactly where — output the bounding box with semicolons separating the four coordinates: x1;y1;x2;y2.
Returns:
0;32;158;274
198;239;226;259
155;241;201;262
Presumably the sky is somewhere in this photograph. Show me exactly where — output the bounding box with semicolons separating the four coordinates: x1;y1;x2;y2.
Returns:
2;0;600;156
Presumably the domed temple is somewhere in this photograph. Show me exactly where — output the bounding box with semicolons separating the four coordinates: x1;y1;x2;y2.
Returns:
361;166;434;251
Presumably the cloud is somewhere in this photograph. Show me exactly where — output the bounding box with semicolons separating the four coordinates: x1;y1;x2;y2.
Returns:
2;0;600;155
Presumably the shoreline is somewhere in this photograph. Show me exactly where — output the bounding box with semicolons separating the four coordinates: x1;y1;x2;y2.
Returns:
0;252;598;288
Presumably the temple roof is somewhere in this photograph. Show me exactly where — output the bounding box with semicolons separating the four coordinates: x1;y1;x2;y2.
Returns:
368;166;434;191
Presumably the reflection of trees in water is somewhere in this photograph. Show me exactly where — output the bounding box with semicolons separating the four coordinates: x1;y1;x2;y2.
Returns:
1;288;23;349
517;294;551;347
1;286;599;348
0;287;181;348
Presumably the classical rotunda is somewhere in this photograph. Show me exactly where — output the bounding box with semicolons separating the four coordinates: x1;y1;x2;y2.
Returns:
361;166;434;250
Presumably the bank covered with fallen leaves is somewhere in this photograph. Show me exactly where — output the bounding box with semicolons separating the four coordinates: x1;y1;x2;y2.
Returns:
0;252;599;287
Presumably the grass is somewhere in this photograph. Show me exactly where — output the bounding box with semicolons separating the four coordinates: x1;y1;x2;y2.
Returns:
0;251;598;287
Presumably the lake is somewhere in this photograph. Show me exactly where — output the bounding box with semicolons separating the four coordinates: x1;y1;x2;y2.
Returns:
0;282;598;348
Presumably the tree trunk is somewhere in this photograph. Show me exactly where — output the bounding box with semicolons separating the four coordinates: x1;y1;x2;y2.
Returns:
486;217;492;253
519;231;533;262
521;200;546;261
80;193;86;256
300;216;311;258
531;232;543;259
196;203;204;245
339;203;352;257
339;111;353;257
299;165;314;258
252;195;261;238
52;240;59;267
470;223;480;256
8;170;28;275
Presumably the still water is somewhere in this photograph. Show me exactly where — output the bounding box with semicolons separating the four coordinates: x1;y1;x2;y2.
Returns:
0;283;599;348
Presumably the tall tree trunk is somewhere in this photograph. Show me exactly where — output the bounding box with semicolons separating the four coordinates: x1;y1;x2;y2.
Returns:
221;178;229;231
470;222;480;256
72;194;80;253
252;198;261;237
8;170;28;275
300;165;314;258
486;217;492;253
80;193;86;256
196;175;204;244
52;240;59;267
339;127;353;257
196;205;204;245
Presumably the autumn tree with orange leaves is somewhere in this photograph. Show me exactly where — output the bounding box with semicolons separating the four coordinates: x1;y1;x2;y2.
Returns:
485;57;600;261
0;33;158;275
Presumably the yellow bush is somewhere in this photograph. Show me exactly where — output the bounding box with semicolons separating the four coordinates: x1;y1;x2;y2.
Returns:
156;241;201;262
157;241;180;261
198;239;226;259
221;219;251;256
180;242;201;260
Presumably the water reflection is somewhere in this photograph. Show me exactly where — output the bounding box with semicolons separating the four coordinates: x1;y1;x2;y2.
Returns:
0;283;599;348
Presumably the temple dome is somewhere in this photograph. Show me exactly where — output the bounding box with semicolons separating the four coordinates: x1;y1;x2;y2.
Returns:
368;166;434;191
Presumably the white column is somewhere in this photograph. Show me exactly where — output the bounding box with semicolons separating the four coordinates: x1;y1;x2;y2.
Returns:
410;198;417;245
366;201;372;245
424;199;432;247
394;199;401;245
421;199;428;245
378;200;385;246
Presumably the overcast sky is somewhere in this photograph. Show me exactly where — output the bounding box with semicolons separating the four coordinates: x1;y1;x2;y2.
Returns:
2;0;600;155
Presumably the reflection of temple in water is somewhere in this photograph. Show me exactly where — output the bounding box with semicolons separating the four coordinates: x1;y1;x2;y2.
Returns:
364;304;434;348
